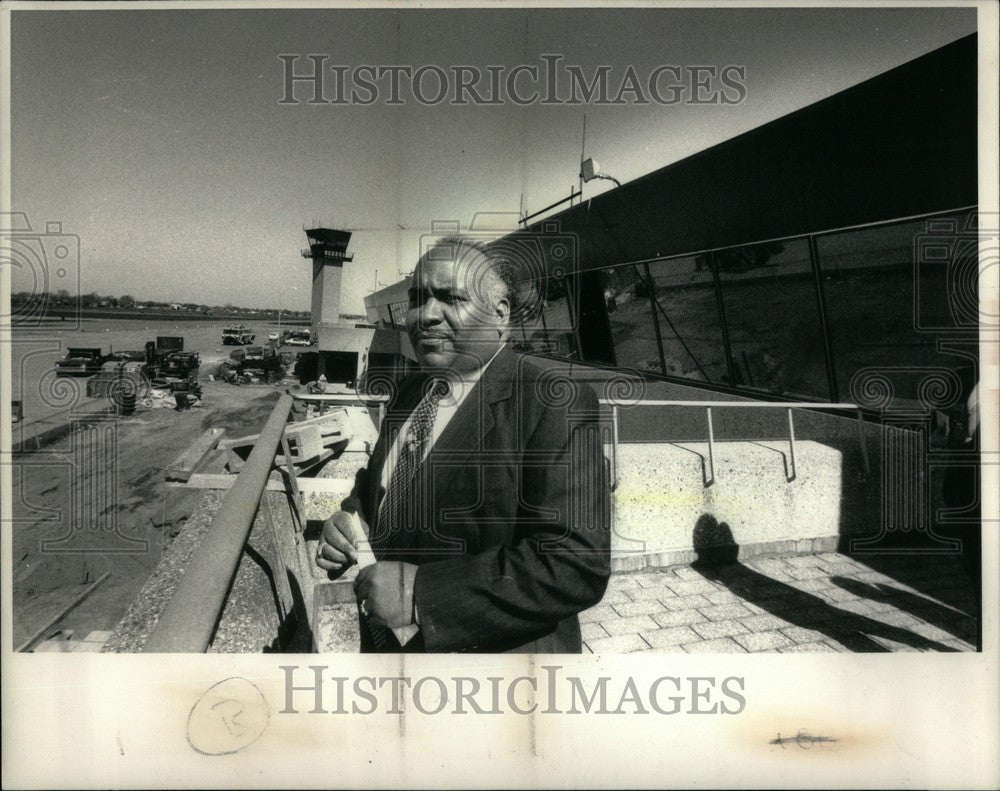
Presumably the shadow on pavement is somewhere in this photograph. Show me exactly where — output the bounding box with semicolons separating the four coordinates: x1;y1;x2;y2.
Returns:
830;576;977;648
690;514;959;652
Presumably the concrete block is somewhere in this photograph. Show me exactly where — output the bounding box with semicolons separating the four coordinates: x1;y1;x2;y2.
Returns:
641;626;701;648
598;588;634;606
665;578;719;596
779;641;839;653
67;641;105;652
734;630;794;652
651;609;707;628
704;590;742;606
661;593;713;611
627;582;675;602
740;613;791;632
780;625;827;643
611;574;646;590
681;637;747;653
586;633;650;654
690;619;751;640
579;604;620;625
610;440;870;566
696;603;754;621
34;640;75;653
612;599;670;618
601;615;659;637
580;621;609;642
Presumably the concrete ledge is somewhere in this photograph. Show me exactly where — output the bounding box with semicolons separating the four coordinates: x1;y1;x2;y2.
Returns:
610;440;874;566
297;442;870;578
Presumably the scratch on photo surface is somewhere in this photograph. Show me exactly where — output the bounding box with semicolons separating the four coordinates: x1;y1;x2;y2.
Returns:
770;730;838;749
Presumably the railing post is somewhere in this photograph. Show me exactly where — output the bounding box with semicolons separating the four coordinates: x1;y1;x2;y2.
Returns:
143;393;294;653
611;404;620;490
593;397;862;487
787;408;797;481
260;491;295;620
280;432;304;532
706;407;715;485
857;409;870;474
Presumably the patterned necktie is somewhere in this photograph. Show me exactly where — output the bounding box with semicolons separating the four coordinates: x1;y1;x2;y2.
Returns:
374;378;449;551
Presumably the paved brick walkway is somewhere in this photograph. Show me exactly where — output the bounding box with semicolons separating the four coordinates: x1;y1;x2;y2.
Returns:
581;552;978;653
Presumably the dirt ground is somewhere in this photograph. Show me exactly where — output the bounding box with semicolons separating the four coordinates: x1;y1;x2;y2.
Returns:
10;380;283;649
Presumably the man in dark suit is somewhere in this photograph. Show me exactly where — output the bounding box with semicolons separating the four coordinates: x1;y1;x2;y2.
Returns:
317;235;611;652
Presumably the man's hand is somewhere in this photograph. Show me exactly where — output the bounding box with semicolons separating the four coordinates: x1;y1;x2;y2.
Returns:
316;509;368;579
354;561;418;628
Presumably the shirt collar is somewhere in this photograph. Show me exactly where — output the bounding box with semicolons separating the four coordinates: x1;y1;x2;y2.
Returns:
432;343;506;405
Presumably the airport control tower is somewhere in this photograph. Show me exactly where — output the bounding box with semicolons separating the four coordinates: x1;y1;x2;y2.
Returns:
301;227;374;388
303;227;354;324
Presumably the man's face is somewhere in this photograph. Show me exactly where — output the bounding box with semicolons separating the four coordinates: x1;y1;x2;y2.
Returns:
405;246;509;374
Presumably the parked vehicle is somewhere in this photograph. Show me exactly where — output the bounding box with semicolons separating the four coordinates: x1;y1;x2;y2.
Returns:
240;346;282;381
222;325;255;345
221;345;283;383
156;336;184;354
55;347;107;376
157;351;200;381
101;350;150;376
268;331;280;342
284;329;312;347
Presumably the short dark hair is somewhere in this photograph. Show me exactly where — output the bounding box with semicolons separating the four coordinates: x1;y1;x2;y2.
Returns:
426;235;539;323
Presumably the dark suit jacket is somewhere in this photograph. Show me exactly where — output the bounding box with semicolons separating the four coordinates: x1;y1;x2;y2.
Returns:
346;346;611;653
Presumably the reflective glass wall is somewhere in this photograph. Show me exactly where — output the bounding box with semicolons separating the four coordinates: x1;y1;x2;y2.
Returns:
647;254;729;385
516;272;579;359
601;264;660;375
816;209;977;407
716;238;828;399
513;207;978;409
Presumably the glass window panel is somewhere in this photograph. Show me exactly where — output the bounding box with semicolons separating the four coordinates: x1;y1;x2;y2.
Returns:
717;238;829;399
647;254;727;383
387;299;408;328
816;210;977;408
602;264;663;374
517;274;578;359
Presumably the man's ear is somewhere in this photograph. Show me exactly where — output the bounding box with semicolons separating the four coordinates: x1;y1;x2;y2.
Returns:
495;296;511;325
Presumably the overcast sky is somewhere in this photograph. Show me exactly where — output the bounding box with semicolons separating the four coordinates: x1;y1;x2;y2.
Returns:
10;6;976;314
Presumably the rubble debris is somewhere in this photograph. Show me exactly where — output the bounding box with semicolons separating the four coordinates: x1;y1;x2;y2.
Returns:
165;427;227;482
222;408;349;474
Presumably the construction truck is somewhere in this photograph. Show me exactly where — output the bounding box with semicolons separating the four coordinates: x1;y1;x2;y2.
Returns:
55;347;108;377
222;325;255;345
158;350;200;381
220;345;283;384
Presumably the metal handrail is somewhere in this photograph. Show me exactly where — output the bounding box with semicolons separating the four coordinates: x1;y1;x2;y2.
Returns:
599;399;868;487
143;394;294;653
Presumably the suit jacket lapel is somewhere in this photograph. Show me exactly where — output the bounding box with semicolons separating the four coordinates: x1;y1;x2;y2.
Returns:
424;346;517;503
369;346;518;552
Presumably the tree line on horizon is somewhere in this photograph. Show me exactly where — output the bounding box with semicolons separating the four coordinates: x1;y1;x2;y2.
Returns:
10;290;312;317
